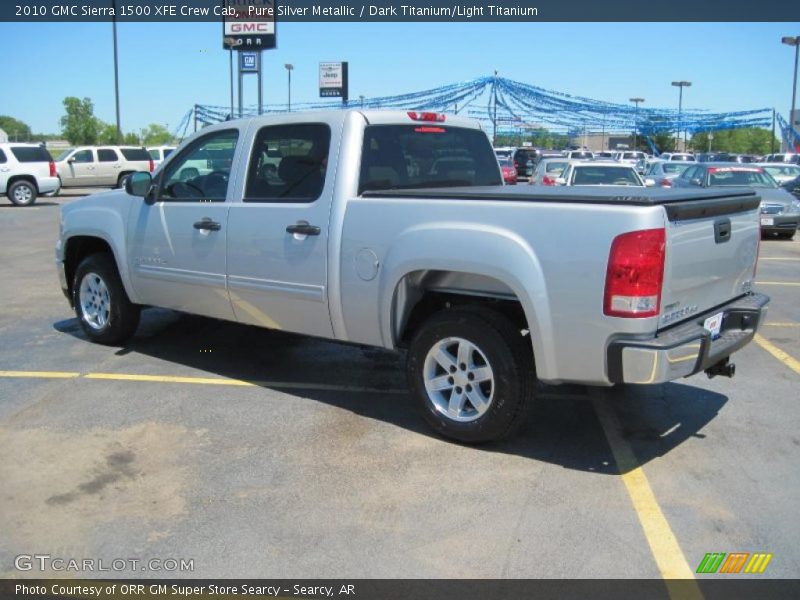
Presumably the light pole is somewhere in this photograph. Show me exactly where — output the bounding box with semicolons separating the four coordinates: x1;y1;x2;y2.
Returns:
629;97;644;151
782;36;799;149
111;0;121;142
284;63;294;112
671;81;691;151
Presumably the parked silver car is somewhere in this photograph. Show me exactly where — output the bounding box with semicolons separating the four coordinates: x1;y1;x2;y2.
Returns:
0;142;60;205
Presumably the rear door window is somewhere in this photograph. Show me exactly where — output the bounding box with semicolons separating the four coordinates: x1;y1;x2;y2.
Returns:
245;123;331;203
120;148;150;161
97;149;119;162
10;146;51;163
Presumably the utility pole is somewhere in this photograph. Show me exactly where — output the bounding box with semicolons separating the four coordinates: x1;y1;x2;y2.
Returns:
111;0;121;142
671;81;691;150
629;97;644;151
781;36;800;151
492;70;498;145
229;49;234;119
284;63;294;112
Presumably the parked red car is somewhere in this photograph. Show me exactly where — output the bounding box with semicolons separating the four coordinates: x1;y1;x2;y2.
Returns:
498;157;517;185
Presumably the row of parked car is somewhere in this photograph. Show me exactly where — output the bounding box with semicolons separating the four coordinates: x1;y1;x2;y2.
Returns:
500;147;800;240
0;142;175;206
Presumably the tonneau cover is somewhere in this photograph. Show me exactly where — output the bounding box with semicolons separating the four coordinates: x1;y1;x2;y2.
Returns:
361;185;761;221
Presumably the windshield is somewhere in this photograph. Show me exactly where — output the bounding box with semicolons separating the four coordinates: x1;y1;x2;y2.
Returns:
55;149;73;161
707;168;777;188
764;165;800;178
663;163;691;174
544;161;568;173
571;166;642;186
359;125;501;192
498;157;513;168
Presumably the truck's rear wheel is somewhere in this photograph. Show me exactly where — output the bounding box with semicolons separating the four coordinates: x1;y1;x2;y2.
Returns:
72;253;140;345
407;307;533;443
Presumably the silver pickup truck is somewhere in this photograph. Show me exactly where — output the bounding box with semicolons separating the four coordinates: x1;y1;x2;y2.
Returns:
56;110;769;442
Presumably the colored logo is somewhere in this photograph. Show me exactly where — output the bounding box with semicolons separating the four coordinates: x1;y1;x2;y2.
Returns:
696;552;773;574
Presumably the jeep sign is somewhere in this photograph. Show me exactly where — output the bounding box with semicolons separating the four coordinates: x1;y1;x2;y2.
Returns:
223;0;276;50
319;61;349;102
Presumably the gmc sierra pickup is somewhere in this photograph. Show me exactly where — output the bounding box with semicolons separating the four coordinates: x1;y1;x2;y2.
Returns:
56;110;769;442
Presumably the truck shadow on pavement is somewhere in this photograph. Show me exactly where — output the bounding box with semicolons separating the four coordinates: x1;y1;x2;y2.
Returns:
54;309;728;475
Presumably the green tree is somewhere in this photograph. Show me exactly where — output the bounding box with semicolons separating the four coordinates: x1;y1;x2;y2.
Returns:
0;115;33;141
60;97;100;145
96;121;120;144
140;124;172;145
122;132;141;145
689;128;779;155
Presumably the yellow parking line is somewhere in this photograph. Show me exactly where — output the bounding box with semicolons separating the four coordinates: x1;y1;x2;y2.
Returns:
756;281;800;286
764;322;800;328
0;370;80;378
84;372;406;394
754;334;800;376
758;257;800;261
591;393;703;599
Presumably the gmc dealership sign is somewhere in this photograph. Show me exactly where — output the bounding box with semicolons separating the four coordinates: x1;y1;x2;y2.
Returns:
223;0;276;50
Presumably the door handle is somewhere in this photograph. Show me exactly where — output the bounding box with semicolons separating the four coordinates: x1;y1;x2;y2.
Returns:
193;218;222;231
286;221;320;236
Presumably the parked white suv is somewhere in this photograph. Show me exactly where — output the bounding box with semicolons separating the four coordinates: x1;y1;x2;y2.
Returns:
147;146;176;169
54;146;153;190
0;142;60;206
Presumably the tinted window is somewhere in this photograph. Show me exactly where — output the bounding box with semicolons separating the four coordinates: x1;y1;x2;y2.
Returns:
163;148;174;158
359;125;501;193
571;166;641;186
245;123;330;202
97;149;119;162
120;148;150;161
0;149;6;163
148;149;160;160
72;150;94;163
663;163;690;175
10;146;51;163
159;130;238;201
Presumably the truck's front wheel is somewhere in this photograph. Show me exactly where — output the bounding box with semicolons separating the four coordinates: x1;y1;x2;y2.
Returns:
407;307;533;443
73;253;140;345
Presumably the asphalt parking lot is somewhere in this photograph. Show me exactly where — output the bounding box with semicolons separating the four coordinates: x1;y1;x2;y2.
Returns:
0;192;798;583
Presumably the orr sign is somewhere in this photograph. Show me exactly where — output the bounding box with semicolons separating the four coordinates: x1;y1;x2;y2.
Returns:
223;0;276;50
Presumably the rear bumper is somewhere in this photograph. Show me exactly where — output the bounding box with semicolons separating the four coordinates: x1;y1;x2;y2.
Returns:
607;293;770;384
760;213;798;233
38;176;61;194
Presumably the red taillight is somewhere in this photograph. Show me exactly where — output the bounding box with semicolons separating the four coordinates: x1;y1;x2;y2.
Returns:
660;178;672;187
414;126;445;133
407;111;445;122
604;228;666;318
49;161;56;177
542;175;555;185
149;159;154;172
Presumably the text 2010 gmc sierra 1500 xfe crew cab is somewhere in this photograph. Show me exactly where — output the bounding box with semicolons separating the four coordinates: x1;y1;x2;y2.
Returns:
56;110;769;442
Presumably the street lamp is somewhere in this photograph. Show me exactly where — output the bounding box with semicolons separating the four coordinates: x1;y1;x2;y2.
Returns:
671;81;691;150
629;97;644;151
284;63;294;112
782;36;800;148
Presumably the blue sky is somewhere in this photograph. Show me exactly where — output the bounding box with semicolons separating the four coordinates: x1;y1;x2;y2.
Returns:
1;21;799;136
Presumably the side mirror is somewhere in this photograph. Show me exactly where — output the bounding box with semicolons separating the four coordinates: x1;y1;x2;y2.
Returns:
125;171;153;198
67;156;76;163
690;177;703;187
644;178;656;187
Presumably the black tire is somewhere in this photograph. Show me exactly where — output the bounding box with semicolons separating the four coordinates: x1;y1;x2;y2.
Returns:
777;230;796;240
7;180;37;206
407;307;534;443
117;172;132;189
72;253;140;345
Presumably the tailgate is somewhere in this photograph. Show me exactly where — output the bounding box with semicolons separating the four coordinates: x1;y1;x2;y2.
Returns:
659;191;761;329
